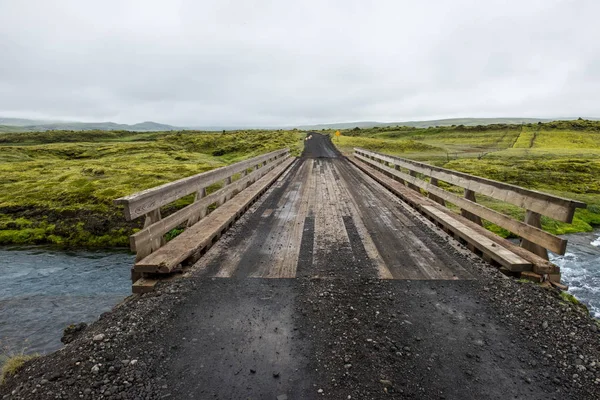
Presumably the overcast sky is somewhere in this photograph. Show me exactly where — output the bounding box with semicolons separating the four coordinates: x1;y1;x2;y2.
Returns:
0;0;598;126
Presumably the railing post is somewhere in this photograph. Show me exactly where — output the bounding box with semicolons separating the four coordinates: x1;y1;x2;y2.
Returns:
407;170;420;191
187;187;207;227
461;189;483;226
393;165;406;185
428;178;446;206
521;210;549;260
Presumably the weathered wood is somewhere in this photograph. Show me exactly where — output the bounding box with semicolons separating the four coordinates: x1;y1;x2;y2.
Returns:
355;148;586;222
130;154;290;254
407;170;420;191
422;205;532;271
134;157;296;273
187;188;207;227
132;277;158;294
354;153;568;254
347;155;560;275
115;148;289;220
521;211;549;260
134;209;165;261
428;178;446;206
461;189;483;226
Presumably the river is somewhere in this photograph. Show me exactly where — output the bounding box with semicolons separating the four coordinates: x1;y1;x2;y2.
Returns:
0;246;132;361
550;229;600;318
0;230;598;362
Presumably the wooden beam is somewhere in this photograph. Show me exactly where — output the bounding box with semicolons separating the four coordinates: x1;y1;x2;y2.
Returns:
130;154;290;255
115;148;289;220
521;211;549;260
422;205;532;271
354;148;586;222
428;178;445;206
354;153;568;254
461;189;483;226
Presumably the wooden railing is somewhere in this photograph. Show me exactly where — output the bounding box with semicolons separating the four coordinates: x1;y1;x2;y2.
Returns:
354;148;586;259
115;148;290;262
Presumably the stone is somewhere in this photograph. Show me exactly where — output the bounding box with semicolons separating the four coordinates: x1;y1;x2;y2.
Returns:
92;334;105;342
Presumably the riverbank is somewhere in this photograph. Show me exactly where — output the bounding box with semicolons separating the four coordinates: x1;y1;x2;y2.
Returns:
0;129;304;247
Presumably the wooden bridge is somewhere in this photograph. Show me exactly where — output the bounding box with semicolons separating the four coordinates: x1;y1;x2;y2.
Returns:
115;134;585;293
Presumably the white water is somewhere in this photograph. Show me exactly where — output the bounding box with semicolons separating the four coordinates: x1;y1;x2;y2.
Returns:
550;229;600;318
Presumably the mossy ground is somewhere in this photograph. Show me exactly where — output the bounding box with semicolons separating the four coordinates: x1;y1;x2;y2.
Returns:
0;129;304;247
334;120;600;237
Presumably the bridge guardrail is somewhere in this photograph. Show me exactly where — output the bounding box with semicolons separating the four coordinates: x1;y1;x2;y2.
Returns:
115;148;290;264
353;148;586;260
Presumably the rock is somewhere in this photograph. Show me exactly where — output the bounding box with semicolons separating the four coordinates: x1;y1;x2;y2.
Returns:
91;365;100;374
277;395;288;400
380;379;393;387
92;334;105;342
130;360;138;366
272;371;280;378
61;323;88;344
250;369;256;374
317;388;324;394
542;321;549;329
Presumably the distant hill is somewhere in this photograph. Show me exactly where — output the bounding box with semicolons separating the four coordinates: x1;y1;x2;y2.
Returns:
0;118;180;132
295;117;567;130
2;116;599;133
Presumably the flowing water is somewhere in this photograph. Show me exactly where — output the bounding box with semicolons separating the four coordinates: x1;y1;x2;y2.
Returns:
550;229;600;318
0;246;132;361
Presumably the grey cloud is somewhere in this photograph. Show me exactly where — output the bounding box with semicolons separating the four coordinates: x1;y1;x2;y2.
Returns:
0;0;599;126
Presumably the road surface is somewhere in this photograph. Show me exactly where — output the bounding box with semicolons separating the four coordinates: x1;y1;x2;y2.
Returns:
155;135;560;399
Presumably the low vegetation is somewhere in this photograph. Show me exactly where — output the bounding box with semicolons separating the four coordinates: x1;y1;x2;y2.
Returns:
0;129;303;247
335;119;600;238
0;353;38;385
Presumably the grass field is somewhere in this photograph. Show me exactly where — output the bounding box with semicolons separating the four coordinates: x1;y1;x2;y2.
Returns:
2;120;599;247
334;120;600;238
0;130;304;246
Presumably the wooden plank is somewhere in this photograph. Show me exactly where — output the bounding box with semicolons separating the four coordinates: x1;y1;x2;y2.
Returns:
130;154;290;254
132;278;158;294
461;189;483;226
428;177;445;206
521;211;550;260
115;148;289;220
355;148;586;222
354;153;568;254
347;155;559;274
134;157;296;273
422;205;532;271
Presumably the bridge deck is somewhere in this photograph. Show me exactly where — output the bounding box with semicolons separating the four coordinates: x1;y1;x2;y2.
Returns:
193;135;471;281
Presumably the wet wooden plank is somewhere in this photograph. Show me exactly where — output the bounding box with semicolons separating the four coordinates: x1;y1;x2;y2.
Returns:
134;157;295;273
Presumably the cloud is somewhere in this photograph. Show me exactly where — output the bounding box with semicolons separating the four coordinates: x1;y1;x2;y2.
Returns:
0;0;598;126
